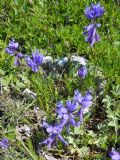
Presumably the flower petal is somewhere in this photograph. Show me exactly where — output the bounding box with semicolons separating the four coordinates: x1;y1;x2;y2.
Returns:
57;134;68;146
70;118;76;126
63;114;69;120
46;126;54;133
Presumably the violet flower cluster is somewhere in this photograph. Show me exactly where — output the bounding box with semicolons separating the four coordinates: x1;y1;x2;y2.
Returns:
40;88;93;148
5;38;24;66
84;3;104;47
78;66;87;79
25;49;43;72
0;138;9;149
85;3;104;20
5;39;44;71
40;122;68;148
5;38;19;55
5;39;89;78
109;149;120;160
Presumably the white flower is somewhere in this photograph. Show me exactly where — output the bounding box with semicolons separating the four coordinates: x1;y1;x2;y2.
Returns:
71;56;87;65
43;56;53;63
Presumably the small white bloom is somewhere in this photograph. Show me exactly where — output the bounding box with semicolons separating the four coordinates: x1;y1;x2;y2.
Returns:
43;56;53;63
58;60;64;67
63;57;68;63
83;107;89;114
71;56;87;65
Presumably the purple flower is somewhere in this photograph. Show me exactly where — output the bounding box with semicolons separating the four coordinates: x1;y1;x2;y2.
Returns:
32;49;43;66
77;91;92;126
56;102;67;119
25;49;43;72
73;90;83;104
0;138;9;149
41;123;68;148
56;100;78;130
25;56;38;72
78;66;87;78
66;100;78;112
14;52;23;66
5;38;19;55
109;149;120;160
81;91;92;108
9;38;19;50
5;48;15;55
42;121;50;128
85;3;104;19
84;23;101;47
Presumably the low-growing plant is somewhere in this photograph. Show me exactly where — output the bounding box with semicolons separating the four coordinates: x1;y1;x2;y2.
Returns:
0;1;120;160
